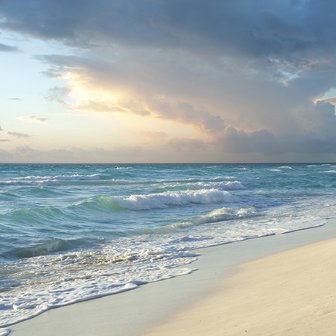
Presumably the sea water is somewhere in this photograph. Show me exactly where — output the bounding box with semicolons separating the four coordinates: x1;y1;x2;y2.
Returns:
0;163;335;327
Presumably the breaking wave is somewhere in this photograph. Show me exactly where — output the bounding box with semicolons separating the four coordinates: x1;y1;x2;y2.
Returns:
5;238;93;259
194;207;257;224
106;189;235;210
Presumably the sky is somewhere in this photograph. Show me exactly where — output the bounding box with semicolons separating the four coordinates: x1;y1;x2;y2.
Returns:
0;0;336;163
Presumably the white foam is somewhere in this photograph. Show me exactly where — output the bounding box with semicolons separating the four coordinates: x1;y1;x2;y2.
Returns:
0;244;197;328
0;328;11;336
195;207;256;224
323;170;336;174
1;194;335;328
268;168;281;172
109;189;234;210
114;166;133;170
2;174;102;185
193;181;245;190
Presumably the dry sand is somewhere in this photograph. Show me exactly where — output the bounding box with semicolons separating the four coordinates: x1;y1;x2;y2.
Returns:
145;238;336;336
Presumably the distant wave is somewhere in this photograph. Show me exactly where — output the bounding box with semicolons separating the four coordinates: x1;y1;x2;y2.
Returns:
109;176;237;186
114;166;133;170
106;189;234;210
268;168;281;172
268;166;294;172
322;170;336;174
0;173;103;186
192;180;245;190
153;180;245;193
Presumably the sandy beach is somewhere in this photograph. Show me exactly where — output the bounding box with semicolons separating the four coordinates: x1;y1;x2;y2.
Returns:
8;221;336;336
146;238;336;336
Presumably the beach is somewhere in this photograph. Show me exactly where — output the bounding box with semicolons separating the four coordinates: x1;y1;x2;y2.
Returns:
146;235;336;336
9;220;336;336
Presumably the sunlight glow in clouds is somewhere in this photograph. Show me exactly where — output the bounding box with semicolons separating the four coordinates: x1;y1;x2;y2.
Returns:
0;0;336;162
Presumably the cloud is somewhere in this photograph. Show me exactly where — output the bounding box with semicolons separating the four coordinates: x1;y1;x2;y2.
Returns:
214;125;336;159
7;131;30;139
17;115;47;123
1;0;336;161
1;0;336;61
0;146;150;163
46;86;70;104
76;99;151;116
139;131;169;145
169;137;209;153
150;99;225;133
0;42;19;52
8;97;21;101
0;142;211;163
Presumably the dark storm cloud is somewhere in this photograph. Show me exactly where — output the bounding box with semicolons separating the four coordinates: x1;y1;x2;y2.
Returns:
218;126;336;155
2;0;336;73
0;0;334;59
0;0;166;46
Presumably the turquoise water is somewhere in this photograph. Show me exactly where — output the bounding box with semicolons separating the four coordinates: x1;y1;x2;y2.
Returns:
0;163;335;327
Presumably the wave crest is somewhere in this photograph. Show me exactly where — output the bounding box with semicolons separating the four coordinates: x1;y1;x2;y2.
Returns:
195;207;256;224
107;189;234;210
7;238;91;259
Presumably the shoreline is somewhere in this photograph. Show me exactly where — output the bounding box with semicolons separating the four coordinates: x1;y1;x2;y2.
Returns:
9;219;336;336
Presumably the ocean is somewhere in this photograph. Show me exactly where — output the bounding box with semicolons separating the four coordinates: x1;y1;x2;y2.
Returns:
0;163;335;327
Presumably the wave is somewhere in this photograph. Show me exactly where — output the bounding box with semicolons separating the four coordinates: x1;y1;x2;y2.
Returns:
0;173;103;186
5;206;67;225
322;170;336;174
194;207;256;224
114;166;133;170
6;238;92;259
277;166;293;169
1;194;335;329
153;180;245;194
268;168;281;172
108;175;237;187
106;189;234;210
192;180;244;190
148;207;257;232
